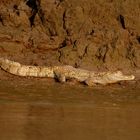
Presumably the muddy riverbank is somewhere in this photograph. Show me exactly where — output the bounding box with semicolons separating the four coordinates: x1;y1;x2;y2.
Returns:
0;0;140;73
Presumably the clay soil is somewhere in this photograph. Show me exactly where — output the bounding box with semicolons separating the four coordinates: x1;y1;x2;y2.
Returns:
0;0;140;80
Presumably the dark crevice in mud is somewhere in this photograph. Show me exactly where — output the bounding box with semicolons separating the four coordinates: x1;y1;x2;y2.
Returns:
118;15;126;29
137;36;140;44
26;0;45;26
29;13;36;26
78;45;88;66
62;10;72;36
59;38;73;49
59;38;67;49
74;62;80;68
38;9;45;25
16;11;20;16
89;29;95;35
26;0;38;27
95;45;109;63
62;10;67;35
55;0;65;8
13;5;20;16
0;15;4;25
82;45;88;57
26;37;34;49
126;45;137;67
26;0;38;11
58;50;62;62
73;40;77;48
13;4;18;10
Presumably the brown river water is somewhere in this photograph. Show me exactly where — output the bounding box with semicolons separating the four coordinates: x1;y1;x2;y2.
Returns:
0;78;140;140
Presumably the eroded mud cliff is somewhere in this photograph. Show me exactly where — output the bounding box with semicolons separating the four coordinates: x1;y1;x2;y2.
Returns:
0;0;140;73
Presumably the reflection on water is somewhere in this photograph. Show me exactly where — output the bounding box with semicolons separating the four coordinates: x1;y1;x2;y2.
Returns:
0;103;140;140
0;80;140;140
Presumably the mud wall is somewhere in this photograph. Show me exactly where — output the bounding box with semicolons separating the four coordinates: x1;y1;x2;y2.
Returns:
0;0;140;71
